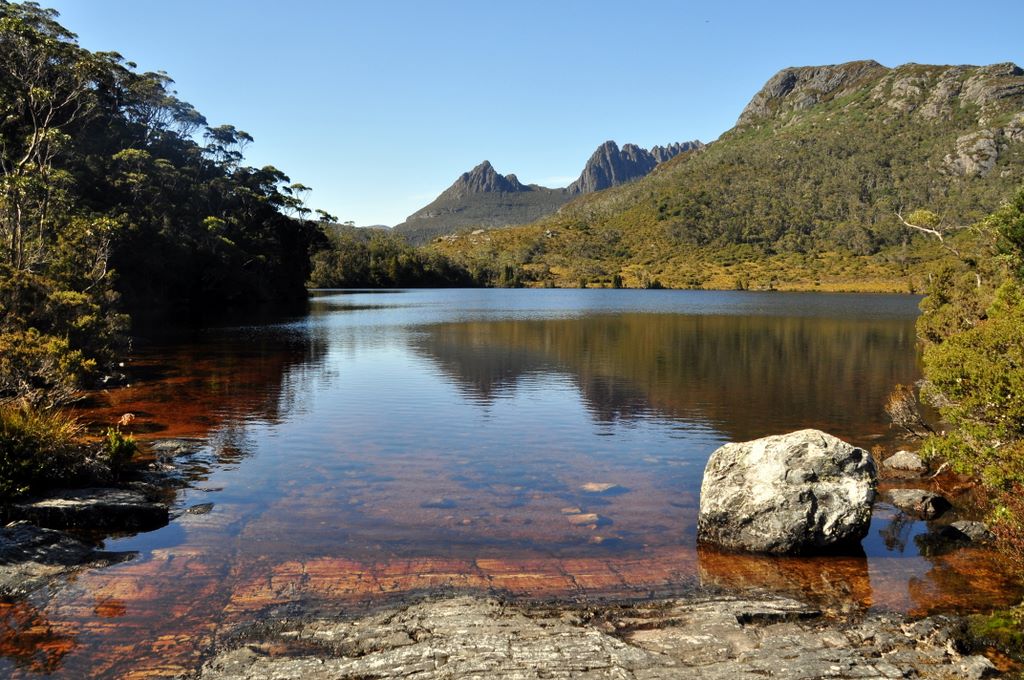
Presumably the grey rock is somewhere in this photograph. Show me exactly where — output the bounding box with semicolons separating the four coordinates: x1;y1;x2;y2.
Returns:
944;129;1000;177
196;594;992;680
0;523;134;599
958;654;997;679
943;520;993;543
149;438;204;457
10;488;169;532
886;489;951;519
185;502;215;515
739;61;887;125
698;429;876;554
882;450;926;473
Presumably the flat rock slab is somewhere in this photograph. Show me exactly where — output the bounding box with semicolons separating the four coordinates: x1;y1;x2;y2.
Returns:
197;595;996;680
10;488;169;533
882;450;927;474
0;523;134;599
886;488;951;519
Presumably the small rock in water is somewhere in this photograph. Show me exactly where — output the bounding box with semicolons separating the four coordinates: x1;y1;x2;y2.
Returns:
421;498;457;509
882;450;927;474
566;513;610;527
698;429;876;554
886;489;950;519
580;482;626;494
186;502;215;515
941;521;993;543
560;506;583;515
149;439;204;457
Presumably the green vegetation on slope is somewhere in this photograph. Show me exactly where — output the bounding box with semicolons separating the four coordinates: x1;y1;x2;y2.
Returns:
431;62;1024;290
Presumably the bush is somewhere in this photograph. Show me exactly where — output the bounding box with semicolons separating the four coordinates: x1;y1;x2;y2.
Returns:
922;280;1024;488
101;414;137;474
0;403;96;500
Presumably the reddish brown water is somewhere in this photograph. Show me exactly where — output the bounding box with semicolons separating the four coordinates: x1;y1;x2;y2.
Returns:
3;290;1020;678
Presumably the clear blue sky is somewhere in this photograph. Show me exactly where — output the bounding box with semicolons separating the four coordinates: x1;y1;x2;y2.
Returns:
41;0;1024;226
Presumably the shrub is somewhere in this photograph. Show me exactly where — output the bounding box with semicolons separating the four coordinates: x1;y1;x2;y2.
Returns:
101;414;137;474
0;403;95;500
921;281;1024;488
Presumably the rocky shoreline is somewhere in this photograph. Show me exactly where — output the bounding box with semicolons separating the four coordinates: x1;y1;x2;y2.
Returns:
0;435;1018;677
195;592;1000;679
0;438;203;600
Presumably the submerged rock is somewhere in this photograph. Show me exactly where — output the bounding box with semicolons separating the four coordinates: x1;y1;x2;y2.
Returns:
0;523;135;599
698;430;876;554
886;489;951;519
10;488;169;533
580;482;626;494
149;438;204;457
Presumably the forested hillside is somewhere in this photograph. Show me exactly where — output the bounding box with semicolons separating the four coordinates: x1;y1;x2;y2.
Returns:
433;61;1024;290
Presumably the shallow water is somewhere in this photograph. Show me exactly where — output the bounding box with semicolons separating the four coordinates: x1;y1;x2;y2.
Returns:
3;289;1020;677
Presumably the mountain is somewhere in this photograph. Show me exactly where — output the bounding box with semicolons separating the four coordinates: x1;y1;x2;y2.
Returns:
393;142;700;244
432;61;1024;291
393;161;570;244
567;140;702;194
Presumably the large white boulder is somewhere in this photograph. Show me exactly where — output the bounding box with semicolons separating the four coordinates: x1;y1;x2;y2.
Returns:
697;430;877;554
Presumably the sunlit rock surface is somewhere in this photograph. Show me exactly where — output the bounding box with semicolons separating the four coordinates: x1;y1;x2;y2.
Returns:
698;430;876;553
197;595;995;680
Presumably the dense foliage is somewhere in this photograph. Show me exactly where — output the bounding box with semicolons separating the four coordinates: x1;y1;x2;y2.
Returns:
0;2;321;405
309;228;475;288
917;187;1024;570
0;402;96;498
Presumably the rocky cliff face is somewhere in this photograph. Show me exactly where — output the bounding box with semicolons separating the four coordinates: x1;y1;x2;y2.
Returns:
567;140;702;194
737;60;888;125
738;61;1024;179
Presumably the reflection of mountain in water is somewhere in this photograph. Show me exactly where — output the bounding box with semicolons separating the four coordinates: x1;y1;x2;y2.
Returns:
411;314;919;442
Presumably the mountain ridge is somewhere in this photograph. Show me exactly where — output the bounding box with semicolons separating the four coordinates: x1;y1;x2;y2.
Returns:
430;60;1024;291
393;139;701;244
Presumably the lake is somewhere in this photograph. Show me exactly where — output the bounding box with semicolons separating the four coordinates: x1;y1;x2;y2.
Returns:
3;289;1020;677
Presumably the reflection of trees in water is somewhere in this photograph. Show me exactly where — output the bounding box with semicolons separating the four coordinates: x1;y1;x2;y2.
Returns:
0;601;77;674
82;326;328;439
879;512;916;553
411;314;920;441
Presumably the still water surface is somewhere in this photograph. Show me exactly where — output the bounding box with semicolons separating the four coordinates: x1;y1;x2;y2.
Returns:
3;289;1021;677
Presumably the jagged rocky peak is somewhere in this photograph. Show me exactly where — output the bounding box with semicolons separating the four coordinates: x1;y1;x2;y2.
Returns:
650;141;703;163
738;60;888;125
442;160;529;199
567;139;702;195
